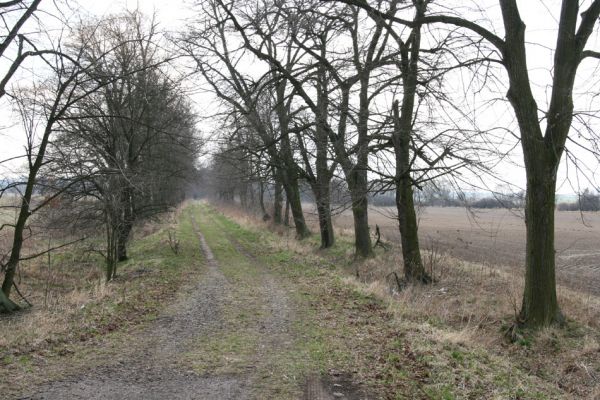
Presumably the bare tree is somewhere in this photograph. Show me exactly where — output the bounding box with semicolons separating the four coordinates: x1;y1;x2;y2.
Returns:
216;0;403;257
341;0;600;327
0;44;93;312
52;11;199;279
181;0;312;238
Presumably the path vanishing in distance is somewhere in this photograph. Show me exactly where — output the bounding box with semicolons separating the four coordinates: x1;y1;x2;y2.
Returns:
22;211;358;400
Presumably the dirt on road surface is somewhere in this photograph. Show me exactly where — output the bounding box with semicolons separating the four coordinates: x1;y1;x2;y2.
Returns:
22;211;355;400
23;214;246;399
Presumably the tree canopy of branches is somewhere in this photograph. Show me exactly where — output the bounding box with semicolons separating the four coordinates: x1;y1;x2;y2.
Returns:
50;10;200;281
0;0;92;312
338;0;600;329
0;7;201;312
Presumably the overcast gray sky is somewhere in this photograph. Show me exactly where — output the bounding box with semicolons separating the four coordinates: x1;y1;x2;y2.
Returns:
1;0;599;195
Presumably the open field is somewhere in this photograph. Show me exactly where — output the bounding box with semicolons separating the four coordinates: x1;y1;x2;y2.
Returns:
315;206;600;296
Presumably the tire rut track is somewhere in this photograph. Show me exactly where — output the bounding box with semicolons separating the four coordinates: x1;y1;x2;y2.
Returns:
203;213;296;393
207;213;360;400
20;213;247;400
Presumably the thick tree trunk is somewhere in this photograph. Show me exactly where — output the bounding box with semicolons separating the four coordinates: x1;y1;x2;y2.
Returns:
349;178;372;258
316;203;334;248
117;221;132;262
313;63;334;249
273;170;283;224
396;178;429;283
519;172;563;326
0;289;20;313
284;196;290;227
346;71;374;258
313;185;334;249
259;180;270;220
285;177;310;239
351;206;371;258
392;59;430;283
496;0;592;329
117;187;134;262
274;81;310;239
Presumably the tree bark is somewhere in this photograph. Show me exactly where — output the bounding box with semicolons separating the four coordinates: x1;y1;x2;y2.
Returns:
284;196;290;226
274;81;310;239
116;221;132;262
497;0;591;327
105;213;117;282
0;288;20;313
2;206;28;297
520;171;562;326
285;176;310;238
2;113;56;299
116;186;134;262
273;168;283;224
349;178;373;258
259;179;270;220
312;183;335;248
313;62;335;248
349;73;374;259
393;101;430;283
391;2;430;284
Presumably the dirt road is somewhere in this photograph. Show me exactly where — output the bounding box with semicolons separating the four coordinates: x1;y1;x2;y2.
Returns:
23;210;350;400
24;214;248;399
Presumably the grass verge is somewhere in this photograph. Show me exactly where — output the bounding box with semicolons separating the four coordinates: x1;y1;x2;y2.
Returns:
0;202;205;396
211;202;600;399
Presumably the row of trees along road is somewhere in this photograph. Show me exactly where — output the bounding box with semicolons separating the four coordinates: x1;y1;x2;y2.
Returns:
192;0;600;329
0;5;201;312
1;0;599;331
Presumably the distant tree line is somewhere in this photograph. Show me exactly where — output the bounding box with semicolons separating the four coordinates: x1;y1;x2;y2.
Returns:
557;189;600;212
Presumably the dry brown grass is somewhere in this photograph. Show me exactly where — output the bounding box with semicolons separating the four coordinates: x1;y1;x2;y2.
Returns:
0;204;200;392
350;256;600;398
214;202;600;399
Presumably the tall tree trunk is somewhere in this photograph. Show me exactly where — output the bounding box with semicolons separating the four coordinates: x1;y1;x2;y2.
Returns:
316;202;334;248
284;196;290;227
312;184;334;249
116;221;132;262
498;1;577;327
520;172;562;326
393;101;430;283
391;8;430;283
274;82;310;239
313;61;335;248
259;180;270;220
347;70;374;259
285;177;310;238
2;117;55;301
349;174;372;258
273;172;283;224
105;212;118;282
117;187;134;262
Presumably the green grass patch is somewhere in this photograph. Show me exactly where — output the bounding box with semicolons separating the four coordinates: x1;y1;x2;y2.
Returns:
0;203;207;397
198;203;595;399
